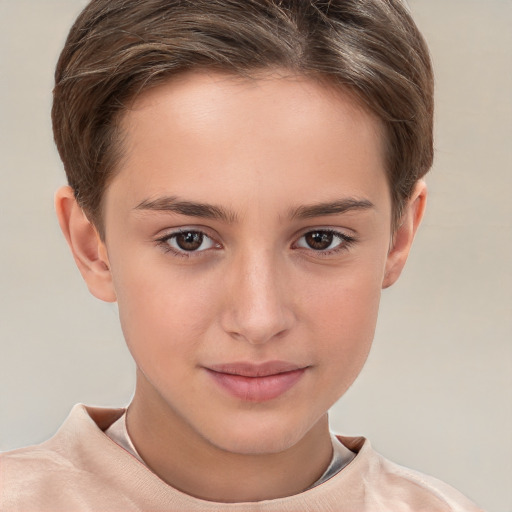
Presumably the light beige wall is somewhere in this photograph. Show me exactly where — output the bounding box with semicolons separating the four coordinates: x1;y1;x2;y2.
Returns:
0;1;510;511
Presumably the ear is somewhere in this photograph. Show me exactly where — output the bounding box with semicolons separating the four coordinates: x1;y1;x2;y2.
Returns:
55;186;117;302
382;180;427;289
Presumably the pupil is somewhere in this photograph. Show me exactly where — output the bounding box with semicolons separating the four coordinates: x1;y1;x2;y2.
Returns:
306;231;333;250
177;232;203;251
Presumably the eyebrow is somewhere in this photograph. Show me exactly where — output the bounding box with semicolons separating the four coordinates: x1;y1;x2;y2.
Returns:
134;196;238;223
289;198;374;219
134;195;374;223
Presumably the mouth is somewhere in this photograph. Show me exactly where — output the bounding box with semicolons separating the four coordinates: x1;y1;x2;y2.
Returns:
204;361;309;402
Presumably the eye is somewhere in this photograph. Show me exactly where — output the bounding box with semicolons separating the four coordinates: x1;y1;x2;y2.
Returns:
295;229;354;252
159;230;218;254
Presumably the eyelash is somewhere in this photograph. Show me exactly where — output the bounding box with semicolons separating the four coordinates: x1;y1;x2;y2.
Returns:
155;229;220;258
155;228;356;259
295;229;356;256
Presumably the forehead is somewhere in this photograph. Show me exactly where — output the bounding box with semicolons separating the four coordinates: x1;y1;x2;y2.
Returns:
107;70;389;220
122;70;382;151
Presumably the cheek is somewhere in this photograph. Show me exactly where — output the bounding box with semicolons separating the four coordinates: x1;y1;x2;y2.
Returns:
111;257;219;366
304;264;383;374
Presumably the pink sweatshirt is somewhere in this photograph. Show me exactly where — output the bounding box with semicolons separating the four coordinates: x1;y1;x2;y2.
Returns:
0;404;483;511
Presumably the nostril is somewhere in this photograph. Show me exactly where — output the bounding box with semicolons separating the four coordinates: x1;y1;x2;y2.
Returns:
222;306;295;345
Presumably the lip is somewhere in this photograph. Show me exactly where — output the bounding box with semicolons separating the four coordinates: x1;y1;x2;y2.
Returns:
205;361;308;402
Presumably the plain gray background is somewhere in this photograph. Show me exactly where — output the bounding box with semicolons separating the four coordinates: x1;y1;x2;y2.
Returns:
0;1;510;511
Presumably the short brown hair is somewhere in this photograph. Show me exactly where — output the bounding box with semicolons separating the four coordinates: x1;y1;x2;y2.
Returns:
52;0;434;236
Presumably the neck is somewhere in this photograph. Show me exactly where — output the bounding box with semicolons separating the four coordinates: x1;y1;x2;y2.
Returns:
127;371;333;503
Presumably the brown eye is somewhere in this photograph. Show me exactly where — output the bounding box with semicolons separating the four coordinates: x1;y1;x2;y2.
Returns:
175;231;204;251
304;231;335;250
296;229;353;253
162;230;217;254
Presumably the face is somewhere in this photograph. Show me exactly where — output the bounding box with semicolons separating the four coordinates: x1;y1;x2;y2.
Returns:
99;71;396;454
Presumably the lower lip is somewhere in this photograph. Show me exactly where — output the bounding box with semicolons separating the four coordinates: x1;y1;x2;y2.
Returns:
206;368;306;402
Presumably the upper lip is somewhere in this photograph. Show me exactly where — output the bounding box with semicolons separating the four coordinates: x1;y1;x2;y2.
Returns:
206;361;308;378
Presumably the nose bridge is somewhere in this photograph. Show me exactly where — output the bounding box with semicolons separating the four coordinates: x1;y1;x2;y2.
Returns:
223;245;294;345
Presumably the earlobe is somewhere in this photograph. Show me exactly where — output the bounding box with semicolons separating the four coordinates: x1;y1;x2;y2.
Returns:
382;180;427;289
55;186;117;302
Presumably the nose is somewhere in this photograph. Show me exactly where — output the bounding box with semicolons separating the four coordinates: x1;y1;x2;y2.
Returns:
220;249;296;345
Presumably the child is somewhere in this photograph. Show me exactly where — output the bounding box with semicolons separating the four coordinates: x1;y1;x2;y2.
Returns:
0;0;484;510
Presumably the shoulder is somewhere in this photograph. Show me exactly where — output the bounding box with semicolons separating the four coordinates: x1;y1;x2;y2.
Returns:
0;441;92;510
374;455;484;512
0;443;72;506
0;405;129;511
333;435;485;512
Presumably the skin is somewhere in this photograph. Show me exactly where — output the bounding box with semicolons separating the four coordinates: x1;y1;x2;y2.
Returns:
56;70;426;503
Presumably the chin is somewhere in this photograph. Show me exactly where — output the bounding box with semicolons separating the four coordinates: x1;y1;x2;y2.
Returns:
209;431;302;456
201;412;321;456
